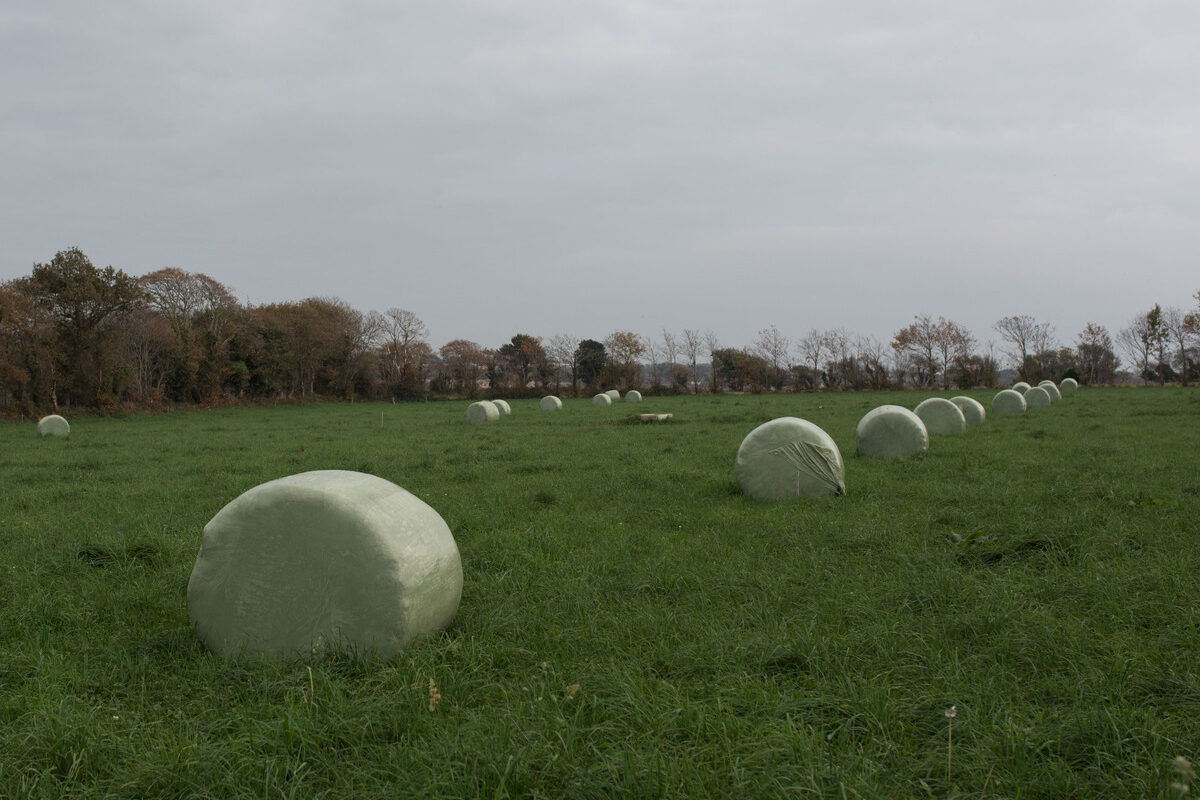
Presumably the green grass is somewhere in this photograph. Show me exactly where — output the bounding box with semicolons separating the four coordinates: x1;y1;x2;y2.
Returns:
1;388;1198;798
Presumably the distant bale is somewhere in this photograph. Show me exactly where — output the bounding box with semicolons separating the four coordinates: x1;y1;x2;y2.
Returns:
466;401;500;422
736;417;845;502
37;414;70;437
855;405;928;458
1061;378;1079;393
949;396;986;425
604;390;621;402
491;399;512;415
539;396;562;411
624;390;642;402
992;390;1027;414
914;398;967;436
1012;381;1031;392
592;393;613;406
1038;381;1061;401
187;470;462;658
1024;386;1052;407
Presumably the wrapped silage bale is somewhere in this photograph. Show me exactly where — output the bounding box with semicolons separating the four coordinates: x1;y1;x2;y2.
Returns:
624;390;642;402
1012;381;1031;392
914;398;966;436
37;415;70;437
592;393;613;406
992;389;1027;414
855;405;928;458
1038;381;1061;401
492;399;512;415
604;389;621;402
949;396;986;425
1060;377;1079;393
539;395;562;411
466;401;500;422
187;470;463;658
1024;386;1052;407
736;417;845;502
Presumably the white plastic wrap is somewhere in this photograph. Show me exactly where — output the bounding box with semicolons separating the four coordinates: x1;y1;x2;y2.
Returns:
187;470;462;658
914;398;966;436
949;396;986;425
466;401;500;422
736;417;845;501
1024;386;1052;407
855;405;929;458
37;415;70;437
992;390;1027;414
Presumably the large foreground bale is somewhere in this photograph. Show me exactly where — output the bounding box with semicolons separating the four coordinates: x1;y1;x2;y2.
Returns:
1038;381;1061;401
466;401;500;422
1024;386;1052;407
855;405;928;458
736;417;845;502
604;389;621;402
539;395;562;411
949;396;986;425
592;393;613;406
914;398;966;436
491;399;512;415
624;390;642;402
1060;377;1079;393
1012;381;1031;393
992;390;1027;414
187;470;462;658
37;415;70;437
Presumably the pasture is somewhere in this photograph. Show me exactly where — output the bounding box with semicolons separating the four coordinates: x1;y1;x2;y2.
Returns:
1;388;1198;798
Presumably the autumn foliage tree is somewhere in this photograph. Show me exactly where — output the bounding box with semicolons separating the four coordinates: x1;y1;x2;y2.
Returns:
602;331;646;390
13;248;144;408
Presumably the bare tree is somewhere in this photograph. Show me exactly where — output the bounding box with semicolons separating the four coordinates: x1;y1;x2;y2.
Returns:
1162;306;1194;385
993;315;1054;382
1075;323;1118;385
642;334;661;389
858;335;891;390
1117;311;1159;383
822;328;855;390
703;330;721;393
795;329;827;391
661;328;679;367
891;315;940;387
933;319;975;390
753;325;790;390
681;328;702;393
546;333;579;395
378;308;430;398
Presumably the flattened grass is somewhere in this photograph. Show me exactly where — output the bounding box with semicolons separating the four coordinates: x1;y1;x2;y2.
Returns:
1;388;1198;798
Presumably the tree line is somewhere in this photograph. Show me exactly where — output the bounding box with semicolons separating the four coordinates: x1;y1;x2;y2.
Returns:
2;248;1197;416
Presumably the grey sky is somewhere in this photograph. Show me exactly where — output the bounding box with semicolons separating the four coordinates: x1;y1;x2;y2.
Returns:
3;2;1198;359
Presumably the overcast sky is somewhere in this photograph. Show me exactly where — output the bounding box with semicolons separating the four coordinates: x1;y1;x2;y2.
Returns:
3;2;1198;356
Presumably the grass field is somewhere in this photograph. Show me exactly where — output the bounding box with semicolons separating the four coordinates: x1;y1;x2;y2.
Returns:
2;388;1198;798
